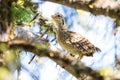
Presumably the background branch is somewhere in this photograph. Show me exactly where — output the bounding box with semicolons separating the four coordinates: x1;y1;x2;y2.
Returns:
47;0;120;26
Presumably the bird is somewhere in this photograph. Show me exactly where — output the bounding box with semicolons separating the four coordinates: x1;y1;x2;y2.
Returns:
51;13;101;60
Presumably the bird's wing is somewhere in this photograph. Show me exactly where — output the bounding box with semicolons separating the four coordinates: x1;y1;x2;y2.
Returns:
67;31;99;55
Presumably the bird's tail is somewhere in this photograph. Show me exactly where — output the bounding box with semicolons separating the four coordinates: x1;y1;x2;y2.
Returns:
95;47;101;52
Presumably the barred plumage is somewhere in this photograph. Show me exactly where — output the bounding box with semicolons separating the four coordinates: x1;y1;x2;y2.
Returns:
52;13;101;59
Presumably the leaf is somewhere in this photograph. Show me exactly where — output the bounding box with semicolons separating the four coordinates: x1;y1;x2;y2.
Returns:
10;2;35;26
89;4;94;9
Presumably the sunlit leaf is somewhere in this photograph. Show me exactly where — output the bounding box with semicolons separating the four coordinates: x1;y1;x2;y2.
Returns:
98;66;120;79
35;43;48;50
17;0;25;6
0;43;8;51
100;67;113;76
49;52;54;57
3;50;15;63
0;67;14;80
89;4;94;9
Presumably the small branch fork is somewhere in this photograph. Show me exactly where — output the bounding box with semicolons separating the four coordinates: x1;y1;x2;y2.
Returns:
28;13;54;64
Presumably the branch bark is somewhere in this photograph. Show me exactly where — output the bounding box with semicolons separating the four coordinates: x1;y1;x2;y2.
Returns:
0;0;12;42
0;26;103;80
46;0;120;26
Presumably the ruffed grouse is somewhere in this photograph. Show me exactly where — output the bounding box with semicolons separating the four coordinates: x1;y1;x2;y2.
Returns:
52;13;101;60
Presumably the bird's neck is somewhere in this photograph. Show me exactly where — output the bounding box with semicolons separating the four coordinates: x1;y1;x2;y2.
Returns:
54;20;68;34
58;24;67;32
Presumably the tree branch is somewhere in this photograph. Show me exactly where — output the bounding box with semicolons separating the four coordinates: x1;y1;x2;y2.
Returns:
0;26;103;80
0;0;12;42
8;41;103;80
46;0;120;26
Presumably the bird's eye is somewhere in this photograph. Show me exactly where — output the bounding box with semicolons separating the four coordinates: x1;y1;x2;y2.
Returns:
57;15;61;18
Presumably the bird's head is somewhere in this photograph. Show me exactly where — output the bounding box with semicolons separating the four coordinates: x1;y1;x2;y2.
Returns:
52;13;66;28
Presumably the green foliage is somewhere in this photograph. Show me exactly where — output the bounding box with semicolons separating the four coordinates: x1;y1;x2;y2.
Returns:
0;43;8;51
10;1;35;26
35;43;48;50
